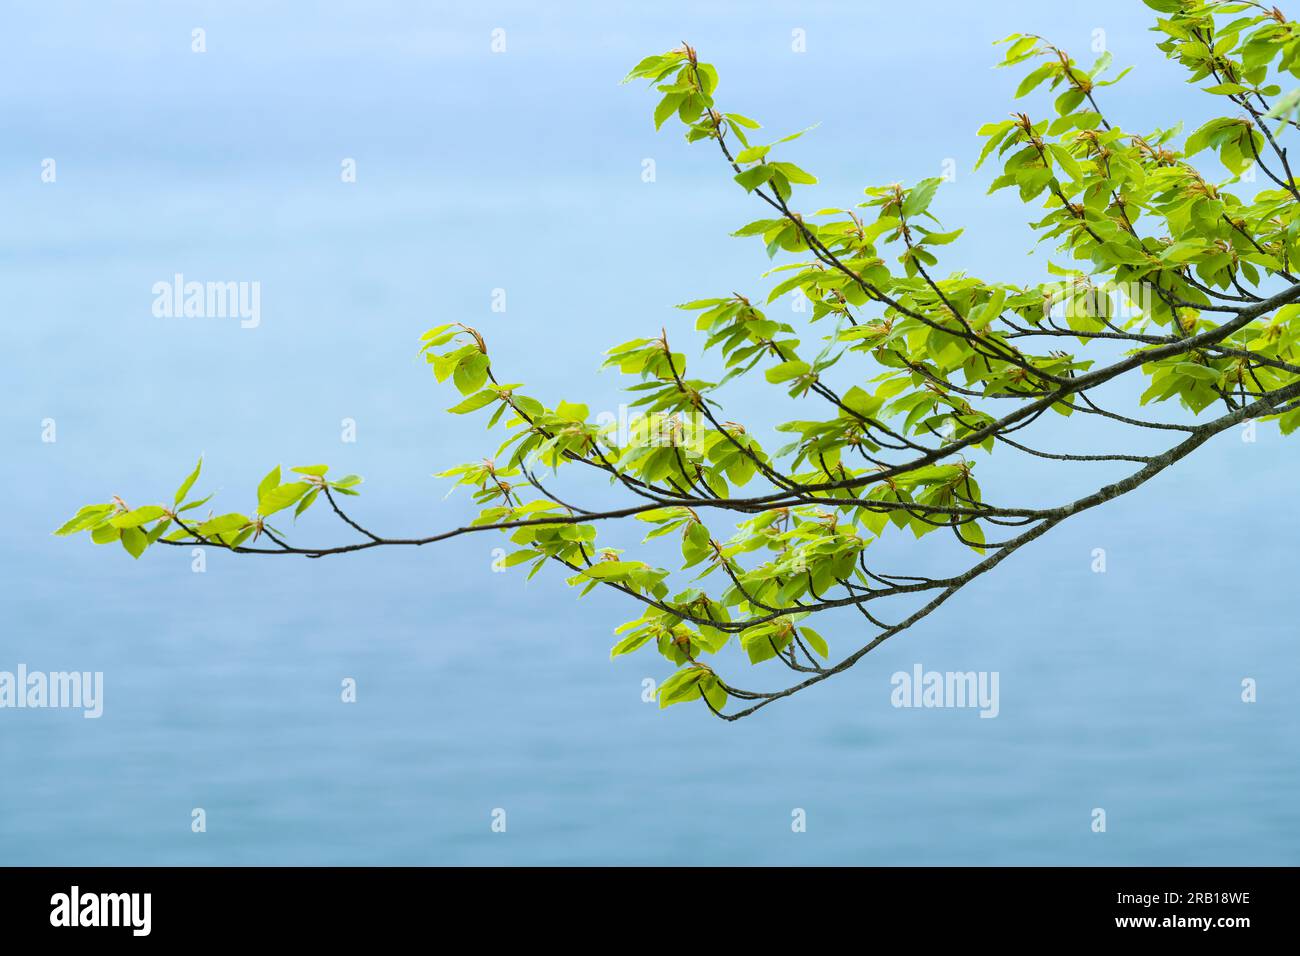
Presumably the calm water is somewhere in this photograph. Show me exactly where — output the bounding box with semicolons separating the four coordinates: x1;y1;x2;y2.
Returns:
1;0;1297;865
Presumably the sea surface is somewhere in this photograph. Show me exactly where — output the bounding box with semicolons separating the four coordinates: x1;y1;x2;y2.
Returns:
1;0;1296;865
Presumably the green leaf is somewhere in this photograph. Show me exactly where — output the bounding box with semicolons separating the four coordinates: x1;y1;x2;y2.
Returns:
769;161;817;185
657;666;707;708
800;627;829;658
734;144;770;164
120;526;148;559
919;228;964;246
53;504;114;536
765;360;810;383
654;93;684;130
111;505;167;529
91;523;121;545
1048;143;1083;181
174;457;203;505
197;513;250;537
453;353;490;395
447;389;498;414
902;178;941;218
610;630;654;659
258;482;312;517
1014;62;1055;99
294;487;320;518
577;560;640;581
258;466;281;503
734;165;775;192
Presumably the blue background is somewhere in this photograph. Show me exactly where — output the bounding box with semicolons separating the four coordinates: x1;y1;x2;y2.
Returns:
1;0;1296;865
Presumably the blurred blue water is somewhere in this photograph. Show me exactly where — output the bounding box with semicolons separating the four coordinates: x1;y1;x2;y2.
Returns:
1;1;1296;865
